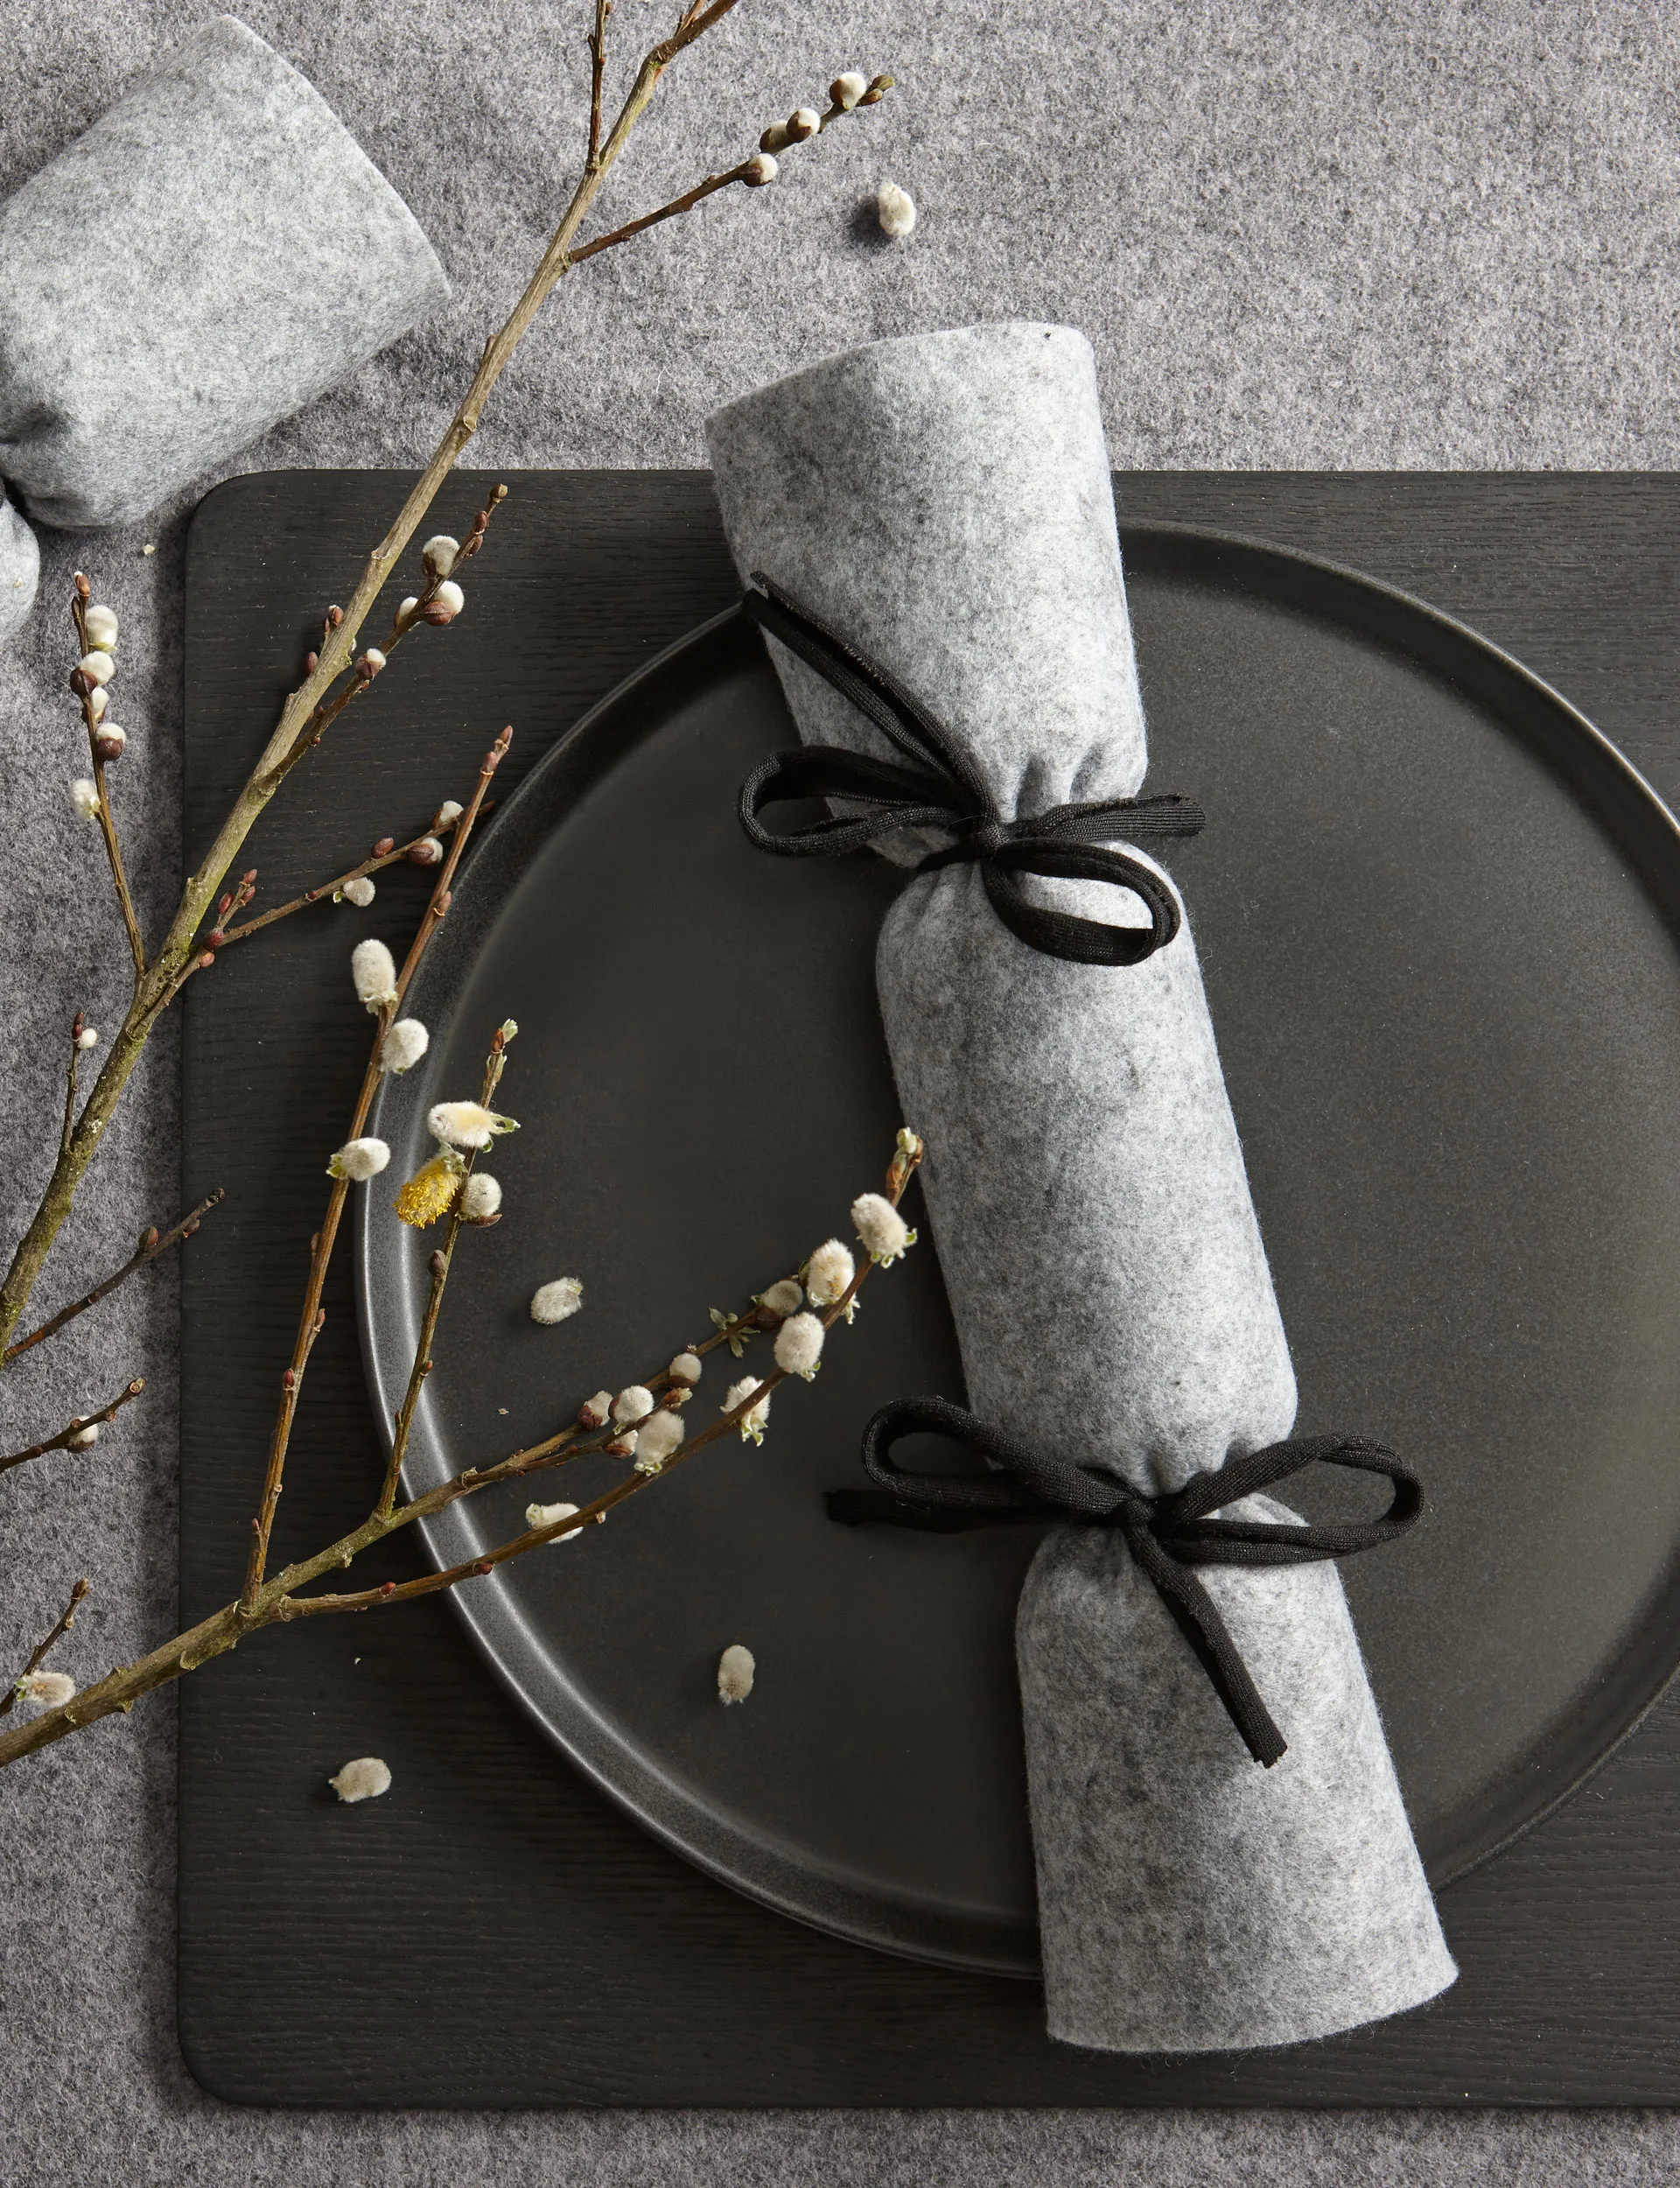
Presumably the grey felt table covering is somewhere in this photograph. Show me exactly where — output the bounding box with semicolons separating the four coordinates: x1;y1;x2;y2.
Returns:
3;0;1677;2173
707;322;1454;2053
0;15;445;542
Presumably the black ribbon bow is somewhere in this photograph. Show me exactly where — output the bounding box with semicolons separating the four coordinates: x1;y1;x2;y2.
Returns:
737;574;1207;968
827;1395;1423;1768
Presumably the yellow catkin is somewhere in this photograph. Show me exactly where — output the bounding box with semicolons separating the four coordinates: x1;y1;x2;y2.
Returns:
394;1154;462;1229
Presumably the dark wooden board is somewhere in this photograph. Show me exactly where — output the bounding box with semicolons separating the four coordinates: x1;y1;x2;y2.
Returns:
181;469;1680;2107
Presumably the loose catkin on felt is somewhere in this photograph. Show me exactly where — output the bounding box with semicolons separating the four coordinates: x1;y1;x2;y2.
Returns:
707;321;1455;2053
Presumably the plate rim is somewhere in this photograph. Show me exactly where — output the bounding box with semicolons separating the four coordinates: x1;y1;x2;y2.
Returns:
358;517;1680;1976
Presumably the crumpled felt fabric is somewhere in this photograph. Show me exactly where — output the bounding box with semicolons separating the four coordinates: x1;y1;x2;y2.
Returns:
706;320;1457;2053
0;13;447;571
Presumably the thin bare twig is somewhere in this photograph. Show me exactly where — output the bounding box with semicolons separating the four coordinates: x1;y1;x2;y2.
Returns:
587;0;612;171
0;6;890;1363
0;1578;91;1719
0;1378;145;1477
239;732;512;1616
4;1194;224;1365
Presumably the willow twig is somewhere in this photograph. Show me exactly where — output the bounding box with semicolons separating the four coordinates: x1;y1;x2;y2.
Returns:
70;579;146;982
239;733;511;1616
0;1578;90;1720
4;1194;224;1365
375;1034;508;1518
0;1139;920;1765
587;0;612;171
0;1379;145;1477
0;4;892;1363
213;807;490;951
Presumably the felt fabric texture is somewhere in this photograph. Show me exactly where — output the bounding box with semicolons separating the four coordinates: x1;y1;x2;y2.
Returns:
0;15;447;536
0;487;38;641
707;322;1455;2052
3;0;1677;2174
1018;1499;1456;2053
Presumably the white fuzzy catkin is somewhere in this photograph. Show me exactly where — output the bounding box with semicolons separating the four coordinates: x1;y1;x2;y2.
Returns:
379;1019;430;1075
83;604;119;649
876;182;917;238
760;1278;803;1318
428;1101;516;1149
805;1238;856;1308
744;152;779;186
329;1756;392;1804
351;937;398;1012
328;1137;390;1182
397;595;420;621
580;1389;613;1427
724;1376;771;1440
460;1173;501;1220
88;685;108;721
612;1385;655;1425
76;1026;98;1051
18;1669;76;1708
635;1409;685;1468
69;778;100;821
774;1311;825;1379
668;1350;703;1385
342;875;375;908
67;1424;99;1448
435;799;464;826
852;1191;914;1264
422;534;458;577
77;649;114;684
718;1645;756;1704
526;1500;580;1537
831;70;868;108
530;1278;584;1325
431;580;465;616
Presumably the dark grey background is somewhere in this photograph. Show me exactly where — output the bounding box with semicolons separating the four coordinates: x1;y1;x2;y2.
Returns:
4;0;1680;2177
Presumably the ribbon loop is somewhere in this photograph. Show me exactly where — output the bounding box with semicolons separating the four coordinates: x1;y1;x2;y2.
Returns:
826;1394;1423;1768
738;576;1207;969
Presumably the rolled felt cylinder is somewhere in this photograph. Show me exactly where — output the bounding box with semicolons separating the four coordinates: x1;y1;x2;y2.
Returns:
0;15;448;532
0;487;38;644
707;321;1456;2051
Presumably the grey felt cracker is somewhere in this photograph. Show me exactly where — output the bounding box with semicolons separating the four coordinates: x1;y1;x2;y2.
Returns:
0;15;447;536
707;322;1457;2052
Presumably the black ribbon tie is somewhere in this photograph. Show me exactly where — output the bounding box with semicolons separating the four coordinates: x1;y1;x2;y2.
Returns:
737;574;1207;968
827;1394;1423;1767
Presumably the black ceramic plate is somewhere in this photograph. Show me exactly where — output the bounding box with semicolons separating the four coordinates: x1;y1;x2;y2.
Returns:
360;524;1680;1979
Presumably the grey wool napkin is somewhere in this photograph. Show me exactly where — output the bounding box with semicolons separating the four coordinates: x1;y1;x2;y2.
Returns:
0;14;447;536
707;322;1458;2053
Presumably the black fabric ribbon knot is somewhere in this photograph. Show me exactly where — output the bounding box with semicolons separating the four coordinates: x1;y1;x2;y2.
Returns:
827;1394;1423;1768
738;574;1207;968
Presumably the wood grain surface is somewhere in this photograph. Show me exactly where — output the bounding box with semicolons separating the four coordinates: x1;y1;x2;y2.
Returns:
180;469;1680;2107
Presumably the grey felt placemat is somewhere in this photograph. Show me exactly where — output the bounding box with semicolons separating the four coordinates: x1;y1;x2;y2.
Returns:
3;0;1679;2178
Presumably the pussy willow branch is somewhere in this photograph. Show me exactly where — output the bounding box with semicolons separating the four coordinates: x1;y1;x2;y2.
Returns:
213;807;486;952
0;1378;145;1477
374;1036;508;1518
0;0;889;1361
0;1578;90;1720
586;0;612;172
71;579;145;982
239;732;510;1616
4;1192;223;1365
0;1140;919;1766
